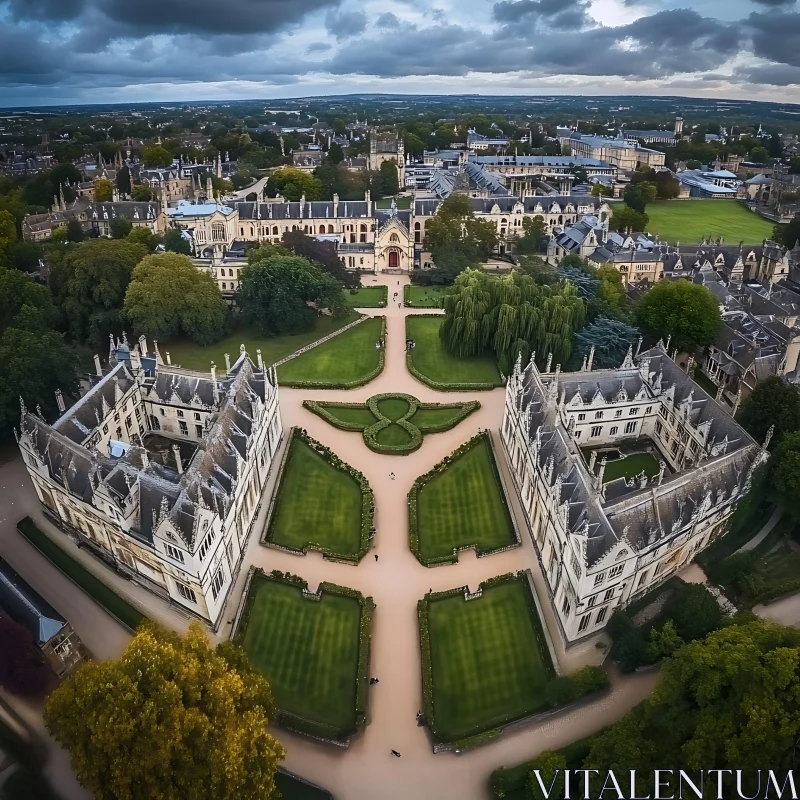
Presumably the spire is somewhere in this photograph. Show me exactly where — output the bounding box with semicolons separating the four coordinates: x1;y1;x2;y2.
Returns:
620;345;635;369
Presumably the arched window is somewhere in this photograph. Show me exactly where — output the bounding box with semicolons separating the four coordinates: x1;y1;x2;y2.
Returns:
272;226;278;235
328;224;335;233
615;549;629;561
222;282;227;290
360;224;367;232
211;222;225;241
319;226;326;234
390;233;400;243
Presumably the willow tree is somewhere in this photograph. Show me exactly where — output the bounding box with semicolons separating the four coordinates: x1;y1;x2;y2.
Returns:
440;268;585;373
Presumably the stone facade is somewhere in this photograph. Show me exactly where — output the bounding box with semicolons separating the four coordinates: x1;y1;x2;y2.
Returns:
501;346;765;644
17;338;282;628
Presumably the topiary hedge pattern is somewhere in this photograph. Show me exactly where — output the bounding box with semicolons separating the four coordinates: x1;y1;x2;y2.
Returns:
303;393;480;456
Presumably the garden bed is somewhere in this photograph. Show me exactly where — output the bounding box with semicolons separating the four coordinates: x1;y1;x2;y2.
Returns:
275;770;334;800
263;429;374;563
303;393;479;456
235;569;373;744
406;315;503;391
342;286;387;308
409;433;518;565
277;317;386;389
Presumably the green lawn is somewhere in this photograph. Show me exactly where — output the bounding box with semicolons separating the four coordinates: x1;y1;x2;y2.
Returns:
423;576;555;743
276;771;333;800
406;316;502;389
342;286;387;308
162;313;359;372
754;538;800;584
266;435;366;560
17;517;146;632
415;437;516;565
405;285;447;308
238;575;364;739
597;452;660;483
643;200;773;244
375;195;412;209
277;317;384;387
692;369;718;397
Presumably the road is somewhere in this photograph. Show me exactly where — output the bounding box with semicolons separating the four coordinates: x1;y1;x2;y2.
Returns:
0;273;659;799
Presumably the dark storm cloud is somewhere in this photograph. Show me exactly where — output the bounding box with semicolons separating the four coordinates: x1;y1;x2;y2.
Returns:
324;9;367;39
736;63;800;85
750;10;800;66
376;13;400;28
493;0;591;30
750;0;795;6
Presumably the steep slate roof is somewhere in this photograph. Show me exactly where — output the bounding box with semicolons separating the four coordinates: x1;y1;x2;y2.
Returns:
237;200;370;220
0;558;67;645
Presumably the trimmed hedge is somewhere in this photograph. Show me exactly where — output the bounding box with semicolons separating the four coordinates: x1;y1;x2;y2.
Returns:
408;432;512;565
264;429;375;563
303;393;479;456
236;568;374;742
280;317;387;389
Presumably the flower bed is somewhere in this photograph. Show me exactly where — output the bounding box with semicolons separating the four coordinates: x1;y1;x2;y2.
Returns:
303;393;479;456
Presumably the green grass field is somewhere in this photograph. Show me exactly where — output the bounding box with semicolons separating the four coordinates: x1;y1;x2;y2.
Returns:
405;285;447;308
342;286;387;308
594;452;660;483
267;436;365;560
162;313;359;372
17;517;146;631
375;195;412;209
275;771;333;800
277;317;384;387
239;575;363;738
406;316;502;389
415;437;516;564
423;577;555;743
643;200;773;244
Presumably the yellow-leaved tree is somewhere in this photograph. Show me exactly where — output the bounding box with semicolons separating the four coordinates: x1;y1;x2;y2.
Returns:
45;623;285;800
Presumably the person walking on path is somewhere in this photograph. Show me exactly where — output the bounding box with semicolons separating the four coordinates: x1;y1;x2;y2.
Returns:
391;750;401;757
374;554;379;562
389;472;395;480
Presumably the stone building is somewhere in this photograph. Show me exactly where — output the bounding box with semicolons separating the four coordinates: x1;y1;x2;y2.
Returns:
17;339;282;628
502;346;765;644
558;132;665;172
367;130;404;185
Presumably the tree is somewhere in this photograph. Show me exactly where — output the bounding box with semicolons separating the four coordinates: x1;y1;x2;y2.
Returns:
124;253;229;345
773;212;800;248
515;215;547;255
750;146;769;164
769;431;800;518
644;619;684;662
109;216;133;239
94;178;114;202
266;167;323;201
574;317;640;369
440;268;585;373
635;279;720;353
591;183;613;197
326;142;344;164
610;205;649;233
0;266;58;334
662;583;722;642
654;171;680;199
525;751;567;800
164;228;191;255
624;185;648;213
738;376;800;446
0;209;16;251
52;238;147;346
45;623;285;800
141;144;173;168
637;182;657;205
65;219;84;243
116;165;131;196
281;229;356;287
238;254;345;336
0;614;50;696
377;160;400;196
127;227;161;252
130;185;153;202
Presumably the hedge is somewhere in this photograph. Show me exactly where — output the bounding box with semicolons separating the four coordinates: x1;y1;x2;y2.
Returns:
280;317;387;389
264;429;375;564
408;432;512;565
303;394;480;456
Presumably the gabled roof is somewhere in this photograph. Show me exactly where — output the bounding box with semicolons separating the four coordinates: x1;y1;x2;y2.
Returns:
0;557;67;645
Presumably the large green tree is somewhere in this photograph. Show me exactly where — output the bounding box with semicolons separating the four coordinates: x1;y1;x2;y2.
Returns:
51;238;147;347
769;430;800;518
440;268;585;373
164;228;191;255
116;165;132;196
515;215;547;255
377;160;400;196
738;376;800;446
265;167;324;202
124;253;229;345
610;204;649;233
238;254;345;336
141;144;173;168
45;623;285;800
635;279;721;353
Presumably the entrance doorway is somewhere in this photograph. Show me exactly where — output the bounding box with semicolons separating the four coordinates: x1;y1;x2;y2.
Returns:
389;250;399;269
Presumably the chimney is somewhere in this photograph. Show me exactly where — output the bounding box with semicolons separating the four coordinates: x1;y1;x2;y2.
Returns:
55;389;65;414
596;456;607;489
333;193;339;217
365;189;371;216
93;354;102;377
138;334;148;356
172;444;183;475
224;352;231;372
657;460;666;486
256;348;264;370
587;345;595;372
211;362;219;403
166;351;172;365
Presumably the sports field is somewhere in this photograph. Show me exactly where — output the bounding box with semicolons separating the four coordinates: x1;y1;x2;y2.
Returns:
422;576;555;743
238;575;365;739
406;316;502;389
643;200;773;244
405;285;447;308
277;317;384;387
342;286;387;308
266;434;365;560
414;436;516;564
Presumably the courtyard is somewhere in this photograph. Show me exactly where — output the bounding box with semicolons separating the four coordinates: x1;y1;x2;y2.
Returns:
236;571;371;742
420;574;555;744
643;199;774;244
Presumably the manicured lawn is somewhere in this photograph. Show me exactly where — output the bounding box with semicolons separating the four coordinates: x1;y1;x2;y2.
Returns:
162;313;359;372
643;200;773;244
754;538;800;584
238;575;364;739
275;771;333;800
277;317;384;387
693;369;718;397
342;286;387;308
405;285;447;308
17;517;146;631
415;437;516;564
598;452;660;483
422;576;555;743
406;316;502;389
267;436;365;560
376;195;412;209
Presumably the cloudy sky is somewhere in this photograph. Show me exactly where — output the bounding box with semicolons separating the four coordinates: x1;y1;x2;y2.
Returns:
1;0;799;106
